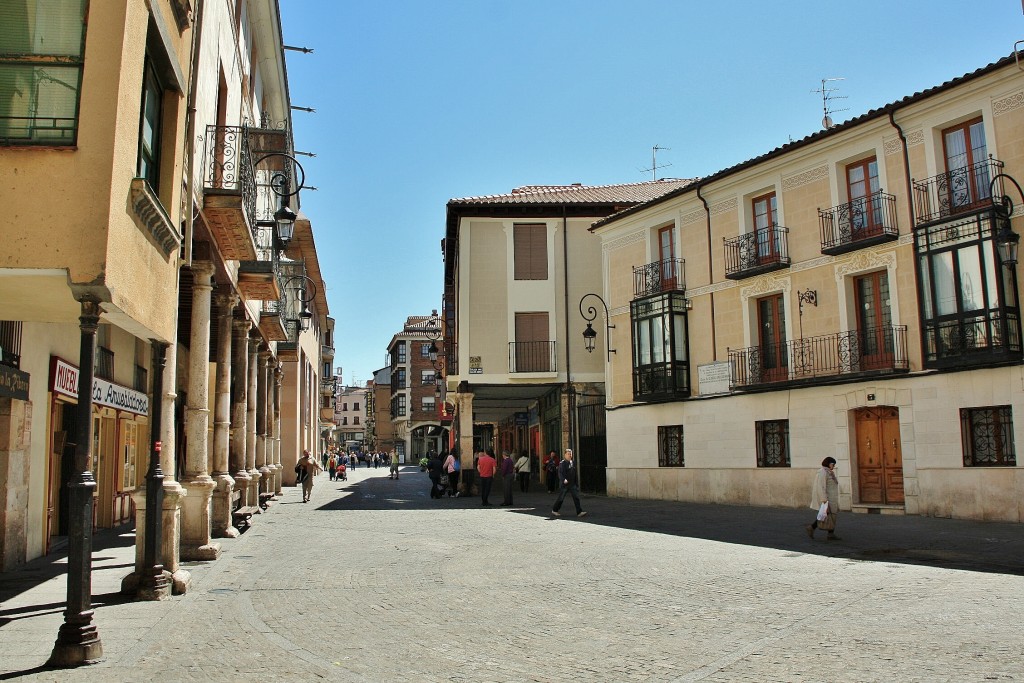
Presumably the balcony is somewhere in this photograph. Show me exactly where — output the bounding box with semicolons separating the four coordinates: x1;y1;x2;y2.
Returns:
922;312;1022;369
320;406;336;422
508;341;556;373
819;191;898;255
237;257;282;302
633;258;685;297
321;377;337;397
322;344;335;361
913;157;1002;226
633;361;689;401
202;125;257;260
728;326;909;389
724;226;790;280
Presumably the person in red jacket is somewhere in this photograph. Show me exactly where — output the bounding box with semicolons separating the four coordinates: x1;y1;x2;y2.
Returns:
476;449;497;506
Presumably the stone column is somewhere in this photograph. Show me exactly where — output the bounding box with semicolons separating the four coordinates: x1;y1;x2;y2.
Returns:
211;291;238;538
230;317;252;508
456;391;476;495
256;347;271;507
273;366;284;496
179;261;220;561
246;333;260;511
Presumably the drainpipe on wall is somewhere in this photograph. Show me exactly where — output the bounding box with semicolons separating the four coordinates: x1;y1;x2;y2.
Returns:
180;0;206;267
561;204;576;454
887;109;917;226
696;183;717;360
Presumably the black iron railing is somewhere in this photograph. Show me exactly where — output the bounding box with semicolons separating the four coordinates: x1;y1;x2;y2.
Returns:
729;325;908;388
0;321;22;369
633;258;685;297
446;342;458;376
508;341;556;373
724;226;790;279
0;115;78;144
203;124;257;233
913;157;1002;225
923;312;1022;367
819;191;898;254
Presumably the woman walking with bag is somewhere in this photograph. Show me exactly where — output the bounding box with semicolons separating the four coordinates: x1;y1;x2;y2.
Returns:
806;457;840;540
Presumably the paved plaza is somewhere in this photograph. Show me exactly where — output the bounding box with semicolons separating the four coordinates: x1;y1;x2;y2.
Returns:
2;464;1023;682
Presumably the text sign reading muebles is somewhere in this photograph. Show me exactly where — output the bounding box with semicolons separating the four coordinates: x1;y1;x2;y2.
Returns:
50;357;150;416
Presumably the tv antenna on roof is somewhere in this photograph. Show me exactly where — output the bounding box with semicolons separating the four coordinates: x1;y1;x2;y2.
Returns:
813;78;848;129
640;145;672;181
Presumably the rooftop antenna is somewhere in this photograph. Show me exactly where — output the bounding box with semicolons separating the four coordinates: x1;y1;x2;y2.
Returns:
640;145;672;181
812;78;848;129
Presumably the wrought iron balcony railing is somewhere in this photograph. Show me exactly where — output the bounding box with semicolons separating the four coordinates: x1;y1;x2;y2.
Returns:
729;325;908;388
819;191;898;255
508;341;556;373
724;226;790;280
633;258;685;297
922;311;1022;368
913;157;1003;226
203;125;257;233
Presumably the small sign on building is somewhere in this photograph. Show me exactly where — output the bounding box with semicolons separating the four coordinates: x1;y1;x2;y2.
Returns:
697;361;731;396
469;355;482;375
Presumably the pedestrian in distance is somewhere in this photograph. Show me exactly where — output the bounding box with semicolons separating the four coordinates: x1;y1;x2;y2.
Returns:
500;450;515;506
514;450;531;493
806;457;841;540
327;453;337;481
389;449;400;480
544;451;559;493
427;451;445;499
551;448;586;518
296;449;323;503
443;449;459;497
476;449;497;506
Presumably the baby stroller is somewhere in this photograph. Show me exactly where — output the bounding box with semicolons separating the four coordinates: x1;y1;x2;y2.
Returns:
336;464;347;481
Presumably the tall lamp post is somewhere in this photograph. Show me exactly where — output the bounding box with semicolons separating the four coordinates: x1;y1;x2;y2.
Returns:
48;299;103;667
135;341;170;601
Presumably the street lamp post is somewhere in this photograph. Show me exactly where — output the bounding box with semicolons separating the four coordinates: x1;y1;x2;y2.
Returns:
990;173;1023;269
135;341;170;601
48;299;104;667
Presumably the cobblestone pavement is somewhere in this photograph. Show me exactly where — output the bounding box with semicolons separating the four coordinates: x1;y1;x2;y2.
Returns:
2;464;1023;682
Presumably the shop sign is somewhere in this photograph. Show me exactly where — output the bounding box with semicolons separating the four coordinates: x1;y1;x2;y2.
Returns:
50;357;149;416
514;412;528;426
0;364;30;401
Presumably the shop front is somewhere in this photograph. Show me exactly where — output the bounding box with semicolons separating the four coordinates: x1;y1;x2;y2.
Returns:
47;357;149;548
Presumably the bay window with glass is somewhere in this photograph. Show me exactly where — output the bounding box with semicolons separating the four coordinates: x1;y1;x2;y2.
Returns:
631;291;690;401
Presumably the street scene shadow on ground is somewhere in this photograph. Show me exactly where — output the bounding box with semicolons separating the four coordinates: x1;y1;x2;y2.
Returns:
317;467;1024;577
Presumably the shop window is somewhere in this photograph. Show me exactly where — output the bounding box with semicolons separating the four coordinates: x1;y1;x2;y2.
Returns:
961;406;1015;466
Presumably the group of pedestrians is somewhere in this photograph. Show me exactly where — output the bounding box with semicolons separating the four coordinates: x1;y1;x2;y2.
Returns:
468;447;585;517
425;450;460;498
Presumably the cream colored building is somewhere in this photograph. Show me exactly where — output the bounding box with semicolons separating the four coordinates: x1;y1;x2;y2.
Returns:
592;54;1024;523
441;181;690;491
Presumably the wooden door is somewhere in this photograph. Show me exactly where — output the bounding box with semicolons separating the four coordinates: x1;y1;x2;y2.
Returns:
514;312;550;372
658;225;677;291
752;192;778;263
855;406;904;505
757;294;787;381
942;117;990;212
846;157;882;237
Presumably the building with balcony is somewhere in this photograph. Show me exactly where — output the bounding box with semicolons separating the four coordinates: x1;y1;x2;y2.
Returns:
386;316;449;462
334;383;368;452
369;366;397;454
590;53;1024;523
441;181;693;492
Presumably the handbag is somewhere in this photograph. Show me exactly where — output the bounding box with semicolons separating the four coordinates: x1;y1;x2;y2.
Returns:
816;502;829;522
818;512;836;531
439;473;449;486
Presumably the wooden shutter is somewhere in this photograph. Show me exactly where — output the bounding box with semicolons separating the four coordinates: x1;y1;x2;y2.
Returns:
514;224;548;280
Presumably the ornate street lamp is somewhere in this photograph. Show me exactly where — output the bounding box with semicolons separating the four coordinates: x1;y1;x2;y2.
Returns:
579;293;616;361
990;173;1023;269
252;151;306;251
283;275;317;332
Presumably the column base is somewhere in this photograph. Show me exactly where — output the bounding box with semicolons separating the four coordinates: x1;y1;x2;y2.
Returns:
160;482;188;593
179;476;219;561
247;470;261;513
121;569;172;601
258;466;273;508
211;472;238;538
47;616;103;667
180;543;221;561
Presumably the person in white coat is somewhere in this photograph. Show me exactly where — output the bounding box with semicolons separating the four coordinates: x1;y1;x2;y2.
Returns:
806;456;840;540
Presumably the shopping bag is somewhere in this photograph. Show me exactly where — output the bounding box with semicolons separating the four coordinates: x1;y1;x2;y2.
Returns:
818;512;836;531
816;502;829;522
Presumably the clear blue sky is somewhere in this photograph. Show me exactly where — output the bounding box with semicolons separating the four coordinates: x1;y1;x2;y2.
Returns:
279;0;1024;386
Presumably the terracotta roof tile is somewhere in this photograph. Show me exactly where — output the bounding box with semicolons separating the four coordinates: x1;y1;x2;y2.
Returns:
448;179;697;206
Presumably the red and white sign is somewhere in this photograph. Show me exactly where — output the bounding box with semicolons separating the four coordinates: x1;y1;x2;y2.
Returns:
50;357;150;416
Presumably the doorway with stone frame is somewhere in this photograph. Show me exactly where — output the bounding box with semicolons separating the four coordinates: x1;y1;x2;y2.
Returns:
853;406;905;506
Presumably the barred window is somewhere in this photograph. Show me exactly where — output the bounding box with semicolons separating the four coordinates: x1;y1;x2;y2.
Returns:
1;0;88;145
961;406;1016;466
756;420;790;467
658;425;684;467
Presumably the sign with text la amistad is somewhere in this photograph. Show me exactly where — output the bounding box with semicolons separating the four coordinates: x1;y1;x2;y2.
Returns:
50;356;150;416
